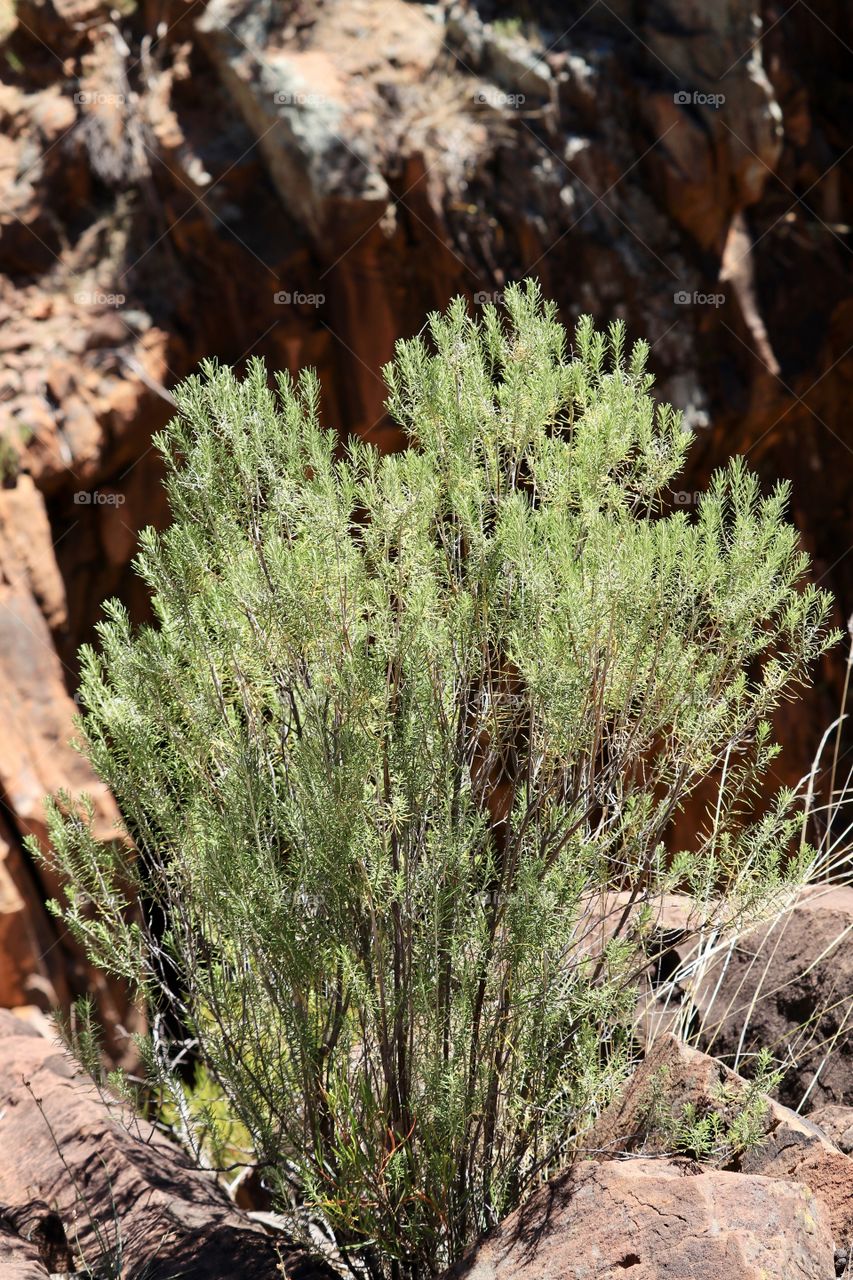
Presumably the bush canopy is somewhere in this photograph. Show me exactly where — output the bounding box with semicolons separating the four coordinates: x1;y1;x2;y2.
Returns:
38;281;837;1279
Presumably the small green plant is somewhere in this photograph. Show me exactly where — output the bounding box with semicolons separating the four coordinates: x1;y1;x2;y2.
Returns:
673;1101;727;1160
38;282;837;1278
674;1049;783;1162
156;1060;254;1181
492;16;524;38
54;996;147;1135
0;430;20;486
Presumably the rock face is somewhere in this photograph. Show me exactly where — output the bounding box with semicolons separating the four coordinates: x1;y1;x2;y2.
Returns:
810;1105;853;1155
590;1031;853;1254
626;886;853;1113
0;1219;54;1280
0;1011;335;1279
0;0;850;1033
0;472;145;1059
689;886;853;1112
444;1157;834;1280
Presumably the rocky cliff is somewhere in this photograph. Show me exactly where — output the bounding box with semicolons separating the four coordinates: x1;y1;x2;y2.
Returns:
0;0;850;1031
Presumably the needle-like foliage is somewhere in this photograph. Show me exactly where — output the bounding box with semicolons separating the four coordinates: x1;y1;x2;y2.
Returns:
36;282;838;1279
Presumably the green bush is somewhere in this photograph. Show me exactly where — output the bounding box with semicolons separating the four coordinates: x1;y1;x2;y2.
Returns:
37;282;836;1278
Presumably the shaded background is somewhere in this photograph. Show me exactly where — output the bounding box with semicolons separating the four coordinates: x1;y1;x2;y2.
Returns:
0;0;850;1043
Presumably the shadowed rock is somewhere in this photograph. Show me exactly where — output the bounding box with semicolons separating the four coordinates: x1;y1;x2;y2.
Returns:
443;1156;834;1280
0;1012;338;1279
590;1032;853;1258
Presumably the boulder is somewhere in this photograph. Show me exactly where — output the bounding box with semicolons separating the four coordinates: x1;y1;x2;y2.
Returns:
0;477;145;1063
0;816;62;1010
810;1105;853;1155
196;0;394;240
0;1012;336;1279
1;1203;72;1276
690;886;853;1112
444;1157;834;1280
626;886;853;1113
0;1223;51;1280
590;1032;853;1254
589;1029;816;1158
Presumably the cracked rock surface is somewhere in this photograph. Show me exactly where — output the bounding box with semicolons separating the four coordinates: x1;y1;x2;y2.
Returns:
443;1155;835;1280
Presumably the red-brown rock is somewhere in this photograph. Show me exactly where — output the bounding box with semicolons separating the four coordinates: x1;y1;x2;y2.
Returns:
0;817;61;1010
0;1012;336;1279
810;1105;853;1155
0;1222;52;1280
691;886;853;1112
590;1032;853;1252
444;1157;834;1280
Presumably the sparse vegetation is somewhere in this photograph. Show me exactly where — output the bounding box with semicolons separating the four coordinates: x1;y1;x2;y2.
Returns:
491;16;524;39
0;430;20;486
673;1049;784;1163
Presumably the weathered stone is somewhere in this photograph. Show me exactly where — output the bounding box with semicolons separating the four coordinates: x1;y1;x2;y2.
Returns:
0;817;61;1010
811;1105;853;1155
0;1221;52;1279
0;479;142;1057
444;1156;834;1280
590;1033;853;1254
0;1012;337;1279
691;886;853;1112
197;0;391;240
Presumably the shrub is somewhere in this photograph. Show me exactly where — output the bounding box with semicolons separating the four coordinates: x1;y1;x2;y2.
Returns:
37;282;837;1278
